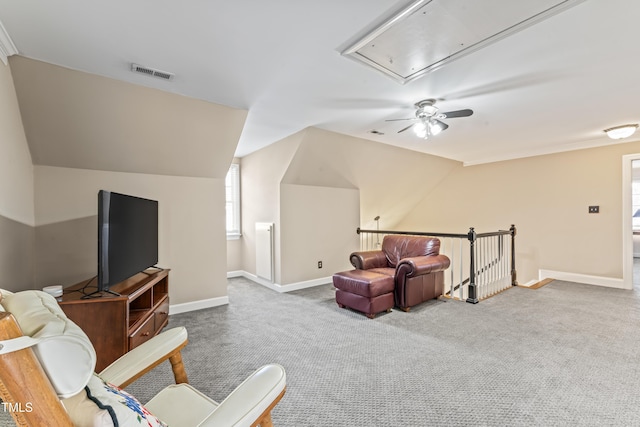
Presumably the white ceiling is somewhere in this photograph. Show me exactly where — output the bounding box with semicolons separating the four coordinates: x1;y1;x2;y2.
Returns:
0;0;639;165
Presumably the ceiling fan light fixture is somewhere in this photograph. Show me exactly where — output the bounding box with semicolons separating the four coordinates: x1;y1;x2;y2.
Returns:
604;124;638;140
417;105;438;118
429;119;444;136
414;121;428;138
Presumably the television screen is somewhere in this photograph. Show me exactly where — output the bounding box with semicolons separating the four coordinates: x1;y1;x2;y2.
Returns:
98;190;158;292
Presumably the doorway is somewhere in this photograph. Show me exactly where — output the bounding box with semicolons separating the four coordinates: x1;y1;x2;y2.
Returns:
622;154;640;290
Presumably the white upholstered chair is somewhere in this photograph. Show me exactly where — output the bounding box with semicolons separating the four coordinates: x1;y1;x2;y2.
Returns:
0;289;286;427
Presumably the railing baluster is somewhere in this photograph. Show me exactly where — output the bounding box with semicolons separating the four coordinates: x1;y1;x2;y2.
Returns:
459;239;464;300
449;238;456;298
510;225;518;286
487;236;496;296
466;228;478;303
486;236;490;297
503;234;508;289
492;236;497;294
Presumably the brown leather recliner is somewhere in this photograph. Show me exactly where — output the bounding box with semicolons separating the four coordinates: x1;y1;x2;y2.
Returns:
350;234;451;311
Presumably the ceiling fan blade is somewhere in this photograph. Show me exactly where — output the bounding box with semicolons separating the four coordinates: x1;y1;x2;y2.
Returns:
398;123;416;133
441;109;473;118
385;117;416;122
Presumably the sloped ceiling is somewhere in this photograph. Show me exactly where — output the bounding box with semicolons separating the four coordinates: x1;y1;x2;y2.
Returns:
10;57;246;178
280;127;460;228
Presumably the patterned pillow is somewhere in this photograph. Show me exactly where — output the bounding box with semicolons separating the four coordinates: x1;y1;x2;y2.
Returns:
62;374;167;427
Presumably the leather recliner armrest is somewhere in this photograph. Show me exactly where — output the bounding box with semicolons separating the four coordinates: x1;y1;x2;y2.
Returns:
350;250;388;269
396;254;451;277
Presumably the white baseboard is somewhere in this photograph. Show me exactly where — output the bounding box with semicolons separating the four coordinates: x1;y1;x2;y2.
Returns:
226;270;244;278
169;296;229;315
227;270;332;293
538;269;628;290
168;272;330;315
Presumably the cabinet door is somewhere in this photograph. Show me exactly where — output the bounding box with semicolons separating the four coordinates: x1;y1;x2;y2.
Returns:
154;298;170;332
129;314;155;349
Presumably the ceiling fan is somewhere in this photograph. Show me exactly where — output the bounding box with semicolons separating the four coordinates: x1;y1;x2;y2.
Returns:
387;99;473;139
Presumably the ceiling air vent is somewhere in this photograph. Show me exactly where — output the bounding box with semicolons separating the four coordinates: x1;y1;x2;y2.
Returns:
131;63;175;81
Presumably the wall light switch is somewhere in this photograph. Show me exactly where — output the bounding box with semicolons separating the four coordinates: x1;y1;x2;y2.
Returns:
588;206;599;213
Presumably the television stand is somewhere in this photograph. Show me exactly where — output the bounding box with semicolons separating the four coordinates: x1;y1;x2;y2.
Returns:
59;269;170;371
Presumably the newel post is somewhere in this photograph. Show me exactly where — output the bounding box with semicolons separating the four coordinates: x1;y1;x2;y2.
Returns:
466;227;479;304
510;224;518;286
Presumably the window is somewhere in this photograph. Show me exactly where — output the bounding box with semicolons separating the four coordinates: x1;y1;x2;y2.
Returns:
225;163;241;239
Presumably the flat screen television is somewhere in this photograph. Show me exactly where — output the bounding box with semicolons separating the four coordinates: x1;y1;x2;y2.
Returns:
97;190;159;294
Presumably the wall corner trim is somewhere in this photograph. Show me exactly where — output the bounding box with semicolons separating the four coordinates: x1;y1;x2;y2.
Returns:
227;270;332;293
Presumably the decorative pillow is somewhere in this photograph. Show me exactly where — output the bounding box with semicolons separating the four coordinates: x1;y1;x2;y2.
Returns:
62;374;167;427
0;289;96;398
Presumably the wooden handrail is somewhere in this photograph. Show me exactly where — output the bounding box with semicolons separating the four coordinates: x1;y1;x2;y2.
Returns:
357;227;468;239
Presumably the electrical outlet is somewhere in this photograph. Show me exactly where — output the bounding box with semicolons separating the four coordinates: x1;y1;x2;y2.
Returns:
588;206;599;214
318;261;323;269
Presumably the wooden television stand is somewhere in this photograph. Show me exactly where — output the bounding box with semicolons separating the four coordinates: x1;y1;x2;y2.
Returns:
59;268;170;372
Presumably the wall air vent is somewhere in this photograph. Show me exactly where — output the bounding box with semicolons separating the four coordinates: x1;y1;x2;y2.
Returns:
131;63;175;81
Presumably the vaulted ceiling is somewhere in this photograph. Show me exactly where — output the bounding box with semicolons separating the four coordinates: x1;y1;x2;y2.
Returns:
1;0;639;166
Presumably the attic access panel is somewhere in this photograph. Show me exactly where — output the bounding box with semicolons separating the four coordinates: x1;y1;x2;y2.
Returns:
342;0;585;84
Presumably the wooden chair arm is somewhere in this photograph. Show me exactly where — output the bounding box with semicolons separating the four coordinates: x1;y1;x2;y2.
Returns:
198;364;286;427
98;327;188;388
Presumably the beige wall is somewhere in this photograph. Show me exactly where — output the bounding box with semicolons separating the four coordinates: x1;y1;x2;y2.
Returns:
280;184;359;284
234;125;640;289
234;127;460;286
0;62;33;224
398;140;640;284
282;127;460;230
34;165;227;305
10;56;245;179
7;53;639;298
239;132;304;282
0;60;35;291
4;57;243;306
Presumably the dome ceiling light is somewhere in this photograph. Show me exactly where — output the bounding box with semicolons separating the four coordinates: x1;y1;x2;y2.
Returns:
604;124;638;140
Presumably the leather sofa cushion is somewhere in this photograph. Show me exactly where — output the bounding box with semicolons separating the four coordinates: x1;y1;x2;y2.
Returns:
332;270;394;298
382;235;440;267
